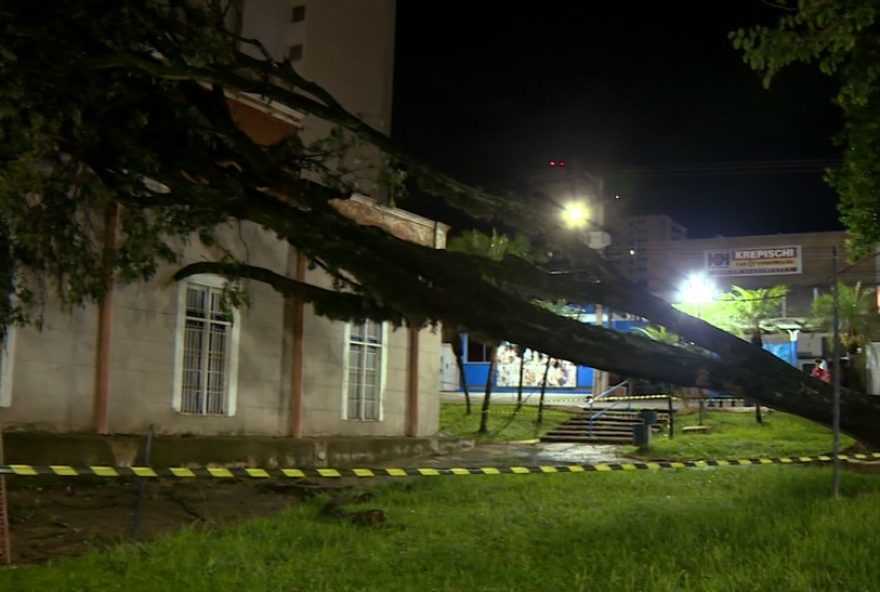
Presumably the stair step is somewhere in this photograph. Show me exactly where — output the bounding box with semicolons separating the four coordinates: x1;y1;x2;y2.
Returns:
559;418;643;425
545;431;636;438
576;411;672;417
567;418;664;425
539;435;634;443
545;433;635;440
547;425;632;434
542;408;673;444
579;413;672;419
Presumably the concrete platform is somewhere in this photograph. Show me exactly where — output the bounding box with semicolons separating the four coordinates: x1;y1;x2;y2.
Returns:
0;431;473;469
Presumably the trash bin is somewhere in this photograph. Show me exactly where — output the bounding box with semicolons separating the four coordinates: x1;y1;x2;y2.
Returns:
632;422;650;449
638;409;657;426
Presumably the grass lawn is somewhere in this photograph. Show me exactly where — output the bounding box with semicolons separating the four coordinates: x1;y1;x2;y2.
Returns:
442;401;855;459
440;402;575;443
5;466;880;591
627;408;857;460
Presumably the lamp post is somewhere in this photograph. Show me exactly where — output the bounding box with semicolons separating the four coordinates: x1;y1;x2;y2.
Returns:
679;273;717;424
831;247;841;498
560;201;611;397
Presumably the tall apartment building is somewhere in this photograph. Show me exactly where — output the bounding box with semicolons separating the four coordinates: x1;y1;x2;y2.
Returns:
231;0;396;194
605;214;687;284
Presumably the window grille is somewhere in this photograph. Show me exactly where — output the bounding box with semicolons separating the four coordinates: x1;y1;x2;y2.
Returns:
180;284;233;415
346;320;383;420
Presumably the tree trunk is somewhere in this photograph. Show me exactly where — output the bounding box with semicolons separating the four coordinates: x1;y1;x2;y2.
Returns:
450;331;471;415
751;331;764;424
537;355;552;425
515;346;525;411
179;247;880;447
13;6;880;453
478;346;497;434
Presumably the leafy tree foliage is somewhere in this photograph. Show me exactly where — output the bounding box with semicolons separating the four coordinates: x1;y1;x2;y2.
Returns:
2;1;880;443
810;281;880;391
731;1;880;258
810;281;880;351
447;229;541;432
721;285;789;345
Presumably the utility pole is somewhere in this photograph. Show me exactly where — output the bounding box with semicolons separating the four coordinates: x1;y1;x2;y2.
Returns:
832;246;841;498
591;304;609;397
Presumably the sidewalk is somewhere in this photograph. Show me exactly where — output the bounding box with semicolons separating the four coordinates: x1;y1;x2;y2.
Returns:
421;440;634;466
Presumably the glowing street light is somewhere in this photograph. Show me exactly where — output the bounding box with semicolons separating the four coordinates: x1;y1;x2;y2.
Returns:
678;272;716;305
678;272;716;426
561;201;589;229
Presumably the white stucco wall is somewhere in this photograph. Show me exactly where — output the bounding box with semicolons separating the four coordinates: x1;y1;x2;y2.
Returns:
0;221;289;436
104;220;288;436
0;215;443;439
0;303;98;431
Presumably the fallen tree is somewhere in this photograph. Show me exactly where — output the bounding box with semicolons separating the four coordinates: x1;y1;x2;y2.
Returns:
2;1;878;445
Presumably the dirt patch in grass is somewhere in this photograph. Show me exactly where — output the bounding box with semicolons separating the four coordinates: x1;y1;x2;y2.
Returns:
4;477;341;564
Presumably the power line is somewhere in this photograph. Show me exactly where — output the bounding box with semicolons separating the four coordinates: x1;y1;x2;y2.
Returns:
483;158;842;190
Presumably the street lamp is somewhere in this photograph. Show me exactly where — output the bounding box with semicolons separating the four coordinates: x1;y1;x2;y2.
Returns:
561;201;589;229
678;272;716;310
678;272;716;425
559;201;611;249
559;199;611;397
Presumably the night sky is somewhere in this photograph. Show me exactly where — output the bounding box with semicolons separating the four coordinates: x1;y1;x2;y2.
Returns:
391;1;844;239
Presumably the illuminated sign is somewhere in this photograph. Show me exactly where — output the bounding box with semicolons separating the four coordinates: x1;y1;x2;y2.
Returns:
704;245;802;277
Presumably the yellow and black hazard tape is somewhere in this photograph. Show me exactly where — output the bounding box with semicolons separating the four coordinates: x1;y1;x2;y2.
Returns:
0;453;877;480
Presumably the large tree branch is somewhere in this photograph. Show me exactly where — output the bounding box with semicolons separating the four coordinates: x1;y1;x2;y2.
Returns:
6;2;880;446
218;187;880;444
173;261;404;325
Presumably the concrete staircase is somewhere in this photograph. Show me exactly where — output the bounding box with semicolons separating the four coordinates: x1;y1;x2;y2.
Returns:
540;409;672;444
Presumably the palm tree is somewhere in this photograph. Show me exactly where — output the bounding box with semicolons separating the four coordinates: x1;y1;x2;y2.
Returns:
631;324;681;346
447;326;472;415
722;285;788;347
514;344;526;412
536;353;554;425
632;323;710;424
534;300;582;424
810;281;880;391
718;285;789;423
447;229;537;433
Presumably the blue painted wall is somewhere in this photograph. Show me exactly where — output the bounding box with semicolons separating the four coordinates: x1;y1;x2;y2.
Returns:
456;324;797;392
457;320;639;392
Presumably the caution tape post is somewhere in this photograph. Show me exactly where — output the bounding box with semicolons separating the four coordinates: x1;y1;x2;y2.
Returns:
0;431;10;564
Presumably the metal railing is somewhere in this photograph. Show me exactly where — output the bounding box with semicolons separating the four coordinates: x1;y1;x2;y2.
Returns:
585;382;676;439
585;380;630;436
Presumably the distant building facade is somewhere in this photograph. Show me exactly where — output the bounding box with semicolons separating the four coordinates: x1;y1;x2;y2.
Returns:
605;214;687;285
646;230;880;380
645;230;876;318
